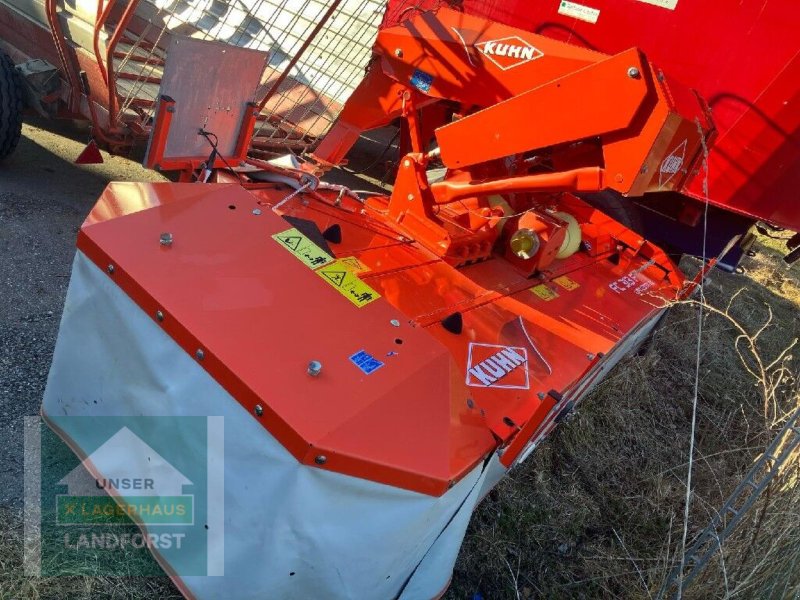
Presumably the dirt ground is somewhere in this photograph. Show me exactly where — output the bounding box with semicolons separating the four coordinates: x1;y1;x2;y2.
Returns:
0;119;165;509
0;119;798;599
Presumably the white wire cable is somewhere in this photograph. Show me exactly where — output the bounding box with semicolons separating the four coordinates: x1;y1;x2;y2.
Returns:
677;121;711;599
271;181;312;211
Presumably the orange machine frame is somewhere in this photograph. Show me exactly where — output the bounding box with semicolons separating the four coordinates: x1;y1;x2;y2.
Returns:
310;8;713;268
74;8;715;495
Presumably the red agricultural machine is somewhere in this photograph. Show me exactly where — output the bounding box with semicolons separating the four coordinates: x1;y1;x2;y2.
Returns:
6;0;798;598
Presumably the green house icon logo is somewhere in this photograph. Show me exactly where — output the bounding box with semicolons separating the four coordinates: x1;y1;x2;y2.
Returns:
56;427;194;526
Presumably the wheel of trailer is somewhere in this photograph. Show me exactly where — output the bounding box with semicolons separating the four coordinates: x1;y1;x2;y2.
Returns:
0;50;23;160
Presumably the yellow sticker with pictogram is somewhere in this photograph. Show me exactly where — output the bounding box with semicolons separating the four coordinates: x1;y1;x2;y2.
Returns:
272;228;334;269
531;284;559;301
339;256;370;274
316;259;381;308
553;275;580;291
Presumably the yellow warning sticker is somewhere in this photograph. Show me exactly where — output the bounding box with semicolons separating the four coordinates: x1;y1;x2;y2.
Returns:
316;259;381;308
272;230;377;308
554;275;580;291
339;256;370;274
272;228;334;269
531;284;559;301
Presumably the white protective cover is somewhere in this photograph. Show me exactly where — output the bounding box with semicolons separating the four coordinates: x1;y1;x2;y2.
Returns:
43;251;508;600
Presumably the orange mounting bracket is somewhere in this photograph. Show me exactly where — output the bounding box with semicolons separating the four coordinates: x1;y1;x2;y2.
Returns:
315;7;713;198
381;152;606;265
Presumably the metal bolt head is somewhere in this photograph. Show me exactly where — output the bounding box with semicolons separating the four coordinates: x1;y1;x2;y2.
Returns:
406;193;414;201
156;310;164;322
254;404;263;417
537;392;546;400
307;360;322;377
314;455;327;465
394;48;403;58
509;228;541;260
160;232;174;247
390;319;401;327
252;208;262;215
627;66;641;79
195;349;205;361
107;264;115;274
587;353;595;361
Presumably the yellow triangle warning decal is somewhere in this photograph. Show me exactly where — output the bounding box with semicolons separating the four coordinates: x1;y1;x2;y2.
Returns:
339;256;369;273
271;228;334;269
279;235;302;251
315;259;381;308
322;271;347;287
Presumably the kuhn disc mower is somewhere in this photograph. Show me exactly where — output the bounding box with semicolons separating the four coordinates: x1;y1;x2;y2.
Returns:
17;0;799;597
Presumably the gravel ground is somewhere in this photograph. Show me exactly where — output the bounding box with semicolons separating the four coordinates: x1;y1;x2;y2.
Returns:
0;119;165;509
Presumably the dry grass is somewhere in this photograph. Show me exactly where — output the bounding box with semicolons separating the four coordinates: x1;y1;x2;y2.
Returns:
0;507;181;600
447;235;799;599
0;237;797;600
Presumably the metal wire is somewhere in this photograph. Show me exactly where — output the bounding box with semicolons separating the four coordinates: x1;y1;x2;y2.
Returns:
675;117;712;600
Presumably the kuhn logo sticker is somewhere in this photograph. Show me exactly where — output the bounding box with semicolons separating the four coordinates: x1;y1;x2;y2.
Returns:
659;139;687;188
466;343;530;389
474;36;544;70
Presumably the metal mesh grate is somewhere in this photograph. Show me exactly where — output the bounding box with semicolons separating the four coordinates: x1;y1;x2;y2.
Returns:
113;17;169;129
382;0;452;27
107;0;387;153
250;0;385;154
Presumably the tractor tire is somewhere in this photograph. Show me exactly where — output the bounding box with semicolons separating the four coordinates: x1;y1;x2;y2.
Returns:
0;51;23;160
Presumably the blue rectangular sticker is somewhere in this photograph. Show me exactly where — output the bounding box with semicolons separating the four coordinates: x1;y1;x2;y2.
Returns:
410;69;433;93
349;350;384;375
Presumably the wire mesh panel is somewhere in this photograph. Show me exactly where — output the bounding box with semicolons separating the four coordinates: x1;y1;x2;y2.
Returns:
382;0;452;27
107;0;387;155
250;0;385;154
